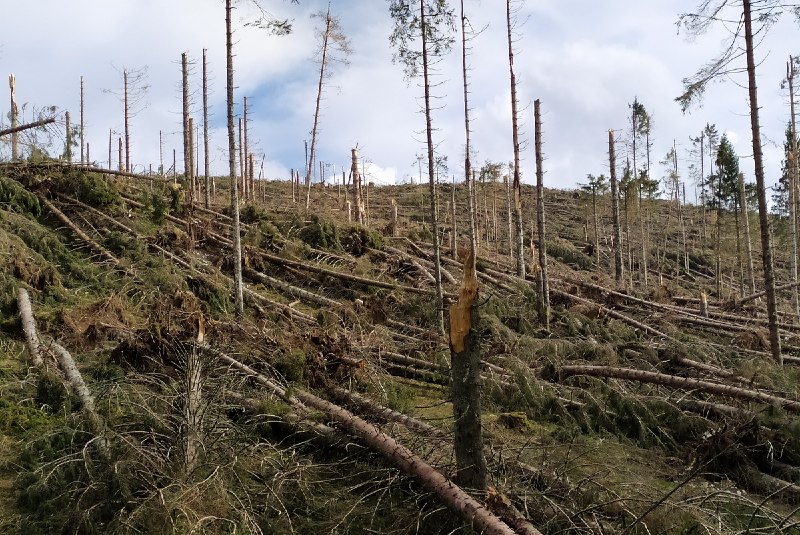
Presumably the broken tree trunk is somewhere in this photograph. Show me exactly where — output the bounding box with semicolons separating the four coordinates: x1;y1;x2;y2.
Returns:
557;365;800;412
534;99;550;329
0;117;56;138
16;287;43;367
449;247;486;491
217;349;519;534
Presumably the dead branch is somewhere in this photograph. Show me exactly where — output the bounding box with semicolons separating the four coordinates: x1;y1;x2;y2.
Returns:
557;365;800;413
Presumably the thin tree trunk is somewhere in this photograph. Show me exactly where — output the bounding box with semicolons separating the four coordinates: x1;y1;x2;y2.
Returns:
0;118;55;138
226;0;244;318
420;0;445;336
64;111;72;163
789;57;800;318
123;69;130;173
118;137;123;172
744;0;781;363
351;147;365;225
739;172;756;295
184;346;203;477
203;49;211;208
609;130;623;282
80;76;85;166
9;74;19;161
506;0;525;278
243;96;249;202
505;169;513;257
306;8;331;210
534;100;550;328
452;176;458;260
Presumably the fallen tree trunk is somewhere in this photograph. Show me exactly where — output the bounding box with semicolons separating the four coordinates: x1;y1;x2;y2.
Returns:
0;117;56;137
17;287;43;367
39;196;124;269
557;365;800;413
214;347;521;534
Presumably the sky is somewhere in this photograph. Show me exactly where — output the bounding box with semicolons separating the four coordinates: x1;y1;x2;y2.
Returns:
0;0;798;198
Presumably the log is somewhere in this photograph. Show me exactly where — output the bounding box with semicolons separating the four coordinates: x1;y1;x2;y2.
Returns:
0;117;56;137
214;347;520;534
243;266;340;308
558;365;800;413
17;287;43;367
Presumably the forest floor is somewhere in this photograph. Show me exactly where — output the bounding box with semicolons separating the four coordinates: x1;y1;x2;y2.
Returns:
0;164;800;534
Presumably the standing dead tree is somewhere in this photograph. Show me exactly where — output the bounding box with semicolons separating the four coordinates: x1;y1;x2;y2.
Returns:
609;130;624;283
677;0;790;363
9;74;19;161
534;99;550;328
305;6;351;210
226;0;244;317
388;0;455;336
104;66;148;174
506;0;525;278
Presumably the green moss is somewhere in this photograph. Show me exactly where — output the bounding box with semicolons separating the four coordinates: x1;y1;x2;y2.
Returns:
0;397;57;437
273;349;306;383
0;176;41;218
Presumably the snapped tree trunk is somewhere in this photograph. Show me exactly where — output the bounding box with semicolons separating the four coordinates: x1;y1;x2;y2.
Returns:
451;0;486;492
743;0;781;364
351;147;365;225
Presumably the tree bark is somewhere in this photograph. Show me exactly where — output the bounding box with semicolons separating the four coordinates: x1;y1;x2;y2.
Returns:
226;0;244;318
744;0;781;364
16;287;43;367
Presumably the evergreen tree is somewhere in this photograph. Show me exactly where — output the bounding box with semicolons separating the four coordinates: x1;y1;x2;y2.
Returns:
772;124;798;216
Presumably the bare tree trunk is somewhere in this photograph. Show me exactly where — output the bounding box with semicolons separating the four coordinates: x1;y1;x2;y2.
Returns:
123;69;130;173
306;8;331;210
226;0;244;318
238;117;245;201
506;0;525;278
452;176;458;260
505;169;513;257
351;147;365;225
9;74;19;161
182;52;191;195
789;57;800;319
16;287;42;367
64;111;71;163
243;96;250;202
189;117;196;203
534;100;550;328
609;130;623;282
734;192;744;297
421;0;445;336
744;0;781;363
80;76;85;166
184;346;203;477
203;49;211;208
118;137;123;172
739;172;756;295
